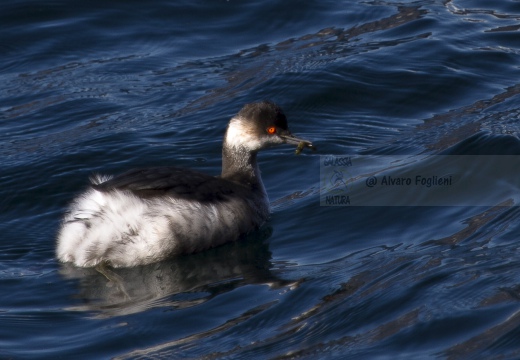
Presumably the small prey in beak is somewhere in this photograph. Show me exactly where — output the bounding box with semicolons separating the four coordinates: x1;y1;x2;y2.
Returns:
281;133;316;155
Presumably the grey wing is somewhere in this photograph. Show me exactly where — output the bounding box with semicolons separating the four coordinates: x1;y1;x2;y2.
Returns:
91;167;238;202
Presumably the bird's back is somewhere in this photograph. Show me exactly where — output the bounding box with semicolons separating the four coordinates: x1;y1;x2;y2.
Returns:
56;167;270;267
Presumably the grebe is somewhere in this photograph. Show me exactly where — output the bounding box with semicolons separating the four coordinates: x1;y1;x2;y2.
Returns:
56;101;314;268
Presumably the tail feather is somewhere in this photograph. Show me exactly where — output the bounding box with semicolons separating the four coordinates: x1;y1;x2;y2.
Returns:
89;173;112;185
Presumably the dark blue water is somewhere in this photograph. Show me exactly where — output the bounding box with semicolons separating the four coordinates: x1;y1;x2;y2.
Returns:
2;0;520;358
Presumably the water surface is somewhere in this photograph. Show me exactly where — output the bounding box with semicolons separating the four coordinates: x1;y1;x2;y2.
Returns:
1;0;520;358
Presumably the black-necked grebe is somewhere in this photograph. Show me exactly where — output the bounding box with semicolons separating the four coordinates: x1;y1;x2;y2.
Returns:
56;101;314;268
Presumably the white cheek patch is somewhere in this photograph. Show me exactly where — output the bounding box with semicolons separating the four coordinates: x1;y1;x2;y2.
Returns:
225;117;264;151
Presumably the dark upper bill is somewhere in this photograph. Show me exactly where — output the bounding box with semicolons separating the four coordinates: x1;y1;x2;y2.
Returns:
280;133;316;154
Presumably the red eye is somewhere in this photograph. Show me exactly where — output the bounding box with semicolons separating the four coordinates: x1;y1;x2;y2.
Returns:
267;127;276;134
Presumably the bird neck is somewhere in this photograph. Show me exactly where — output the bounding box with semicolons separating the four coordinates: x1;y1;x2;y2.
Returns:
221;143;264;192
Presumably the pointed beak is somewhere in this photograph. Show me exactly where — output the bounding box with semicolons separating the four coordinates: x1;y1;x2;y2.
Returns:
280;132;316;154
